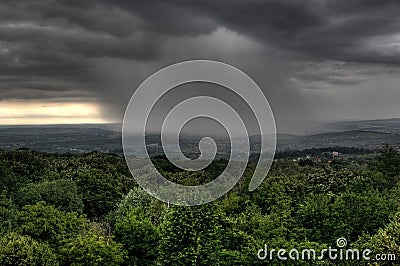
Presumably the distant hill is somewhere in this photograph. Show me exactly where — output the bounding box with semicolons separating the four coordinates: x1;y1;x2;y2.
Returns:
276;130;400;151
0;119;399;154
327;118;400;134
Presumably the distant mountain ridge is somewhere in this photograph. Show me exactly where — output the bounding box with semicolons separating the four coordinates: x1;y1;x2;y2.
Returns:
0;119;399;154
327;118;400;134
275;130;399;151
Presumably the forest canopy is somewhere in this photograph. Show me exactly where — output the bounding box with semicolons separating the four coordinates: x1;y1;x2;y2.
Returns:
0;147;399;265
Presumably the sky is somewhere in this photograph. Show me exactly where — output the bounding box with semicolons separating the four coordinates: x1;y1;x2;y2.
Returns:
0;0;399;133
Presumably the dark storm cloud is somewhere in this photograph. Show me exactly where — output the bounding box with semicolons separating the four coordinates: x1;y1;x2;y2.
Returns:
84;0;400;64
0;0;399;130
2;0;400;63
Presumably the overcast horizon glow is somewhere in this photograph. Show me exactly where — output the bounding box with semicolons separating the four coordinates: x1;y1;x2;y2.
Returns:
0;100;110;125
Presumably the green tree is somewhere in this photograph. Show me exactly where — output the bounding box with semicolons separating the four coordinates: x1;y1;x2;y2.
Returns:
357;210;400;265
0;232;58;266
59;224;127;266
158;203;222;266
114;207;159;265
76;168;124;218
297;191;399;243
374;145;400;178
218;214;261;266
0;192;18;233
112;187;153;220
16;179;83;213
0;160;25;197
17;201;88;247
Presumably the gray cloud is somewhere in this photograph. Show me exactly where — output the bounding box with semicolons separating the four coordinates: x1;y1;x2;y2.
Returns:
0;0;399;132
2;0;400;62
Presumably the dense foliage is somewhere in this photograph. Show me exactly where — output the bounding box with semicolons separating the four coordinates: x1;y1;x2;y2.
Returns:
0;147;399;265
